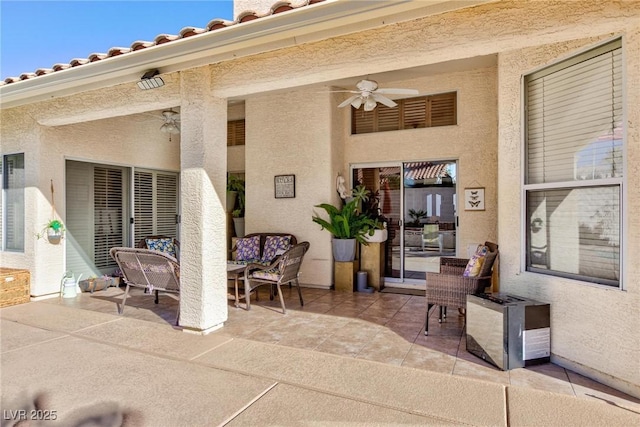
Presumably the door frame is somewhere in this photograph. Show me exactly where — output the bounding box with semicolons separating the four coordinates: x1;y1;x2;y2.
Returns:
350;159;459;288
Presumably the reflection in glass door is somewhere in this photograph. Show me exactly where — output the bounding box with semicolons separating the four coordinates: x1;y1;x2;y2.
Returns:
353;160;457;287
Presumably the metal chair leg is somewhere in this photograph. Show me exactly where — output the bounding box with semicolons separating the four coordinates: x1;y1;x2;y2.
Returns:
425;303;434;335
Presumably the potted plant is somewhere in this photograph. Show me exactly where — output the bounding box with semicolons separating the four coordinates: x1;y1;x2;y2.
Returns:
36;219;65;245
408;209;427;227
352;185;388;243
227;175;244;214
227;175;245;237
312;196;378;262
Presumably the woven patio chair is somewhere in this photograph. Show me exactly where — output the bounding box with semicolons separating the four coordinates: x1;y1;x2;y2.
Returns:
424;241;498;335
242;242;310;314
136;235;180;303
110;247;181;325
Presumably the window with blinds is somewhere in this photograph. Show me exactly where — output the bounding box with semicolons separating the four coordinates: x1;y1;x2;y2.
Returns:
2;153;25;251
352;92;456;134
227;119;246;146
524;38;622;287
134;170;178;244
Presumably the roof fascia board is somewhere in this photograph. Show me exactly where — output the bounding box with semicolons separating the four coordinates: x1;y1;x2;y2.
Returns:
1;0;492;109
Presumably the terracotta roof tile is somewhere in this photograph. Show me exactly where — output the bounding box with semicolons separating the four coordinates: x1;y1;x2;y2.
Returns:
3;0;325;85
70;58;89;67
179;27;207;38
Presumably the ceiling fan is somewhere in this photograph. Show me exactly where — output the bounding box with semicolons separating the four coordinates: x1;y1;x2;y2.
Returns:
336;79;419;111
158;110;180;134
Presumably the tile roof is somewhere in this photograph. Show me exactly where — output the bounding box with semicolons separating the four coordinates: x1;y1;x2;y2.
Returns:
2;0;325;86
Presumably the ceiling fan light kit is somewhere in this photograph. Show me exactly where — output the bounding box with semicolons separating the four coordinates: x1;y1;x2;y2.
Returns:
335;79;418;111
159;110;180;134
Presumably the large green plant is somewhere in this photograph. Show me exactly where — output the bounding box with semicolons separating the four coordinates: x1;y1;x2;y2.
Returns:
312;199;378;244
227;175;245;218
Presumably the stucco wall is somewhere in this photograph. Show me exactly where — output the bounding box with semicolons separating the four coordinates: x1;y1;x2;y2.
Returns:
344;67;498;253
1;105;180;296
245;89;338;287
498;33;640;397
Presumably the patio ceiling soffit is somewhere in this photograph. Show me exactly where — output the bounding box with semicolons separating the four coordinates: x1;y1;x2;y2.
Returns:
0;0;493;109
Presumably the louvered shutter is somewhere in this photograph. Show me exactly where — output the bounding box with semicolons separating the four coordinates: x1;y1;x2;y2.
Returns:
402;98;426;129
377;105;400;132
134;171;154;242
429;93;457;127
156;173;178;236
134;169;179;243
352;93;457;134
94;167;124;270
227;120;246;146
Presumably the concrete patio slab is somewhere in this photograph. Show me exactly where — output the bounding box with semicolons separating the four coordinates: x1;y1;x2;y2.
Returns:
226;383;459;426
73;315;234;360
0;301;121;333
0;319;67;353
194;337;508;426
1;334;276;426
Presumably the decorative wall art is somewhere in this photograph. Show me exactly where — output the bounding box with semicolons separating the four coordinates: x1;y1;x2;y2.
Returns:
274;175;296;198
464;187;485;211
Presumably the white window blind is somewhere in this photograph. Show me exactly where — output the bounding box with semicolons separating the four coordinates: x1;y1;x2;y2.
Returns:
524;39;623;287
134;169;178;243
2;154;25;251
94;167;124;270
526;40;622;184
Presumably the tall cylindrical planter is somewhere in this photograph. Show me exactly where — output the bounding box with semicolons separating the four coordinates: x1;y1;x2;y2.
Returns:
233;217;245;238
226;191;237;214
333;238;356;262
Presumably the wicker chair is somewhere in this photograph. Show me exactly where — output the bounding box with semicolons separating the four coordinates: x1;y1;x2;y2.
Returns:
136;235;180;303
243;242;310;314
109;247;181;325
424;241;498;335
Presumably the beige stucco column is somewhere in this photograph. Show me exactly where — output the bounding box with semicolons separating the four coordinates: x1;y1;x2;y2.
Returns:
178;67;228;333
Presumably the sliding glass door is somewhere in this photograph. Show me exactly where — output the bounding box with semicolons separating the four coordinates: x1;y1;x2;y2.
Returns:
352;160;457;288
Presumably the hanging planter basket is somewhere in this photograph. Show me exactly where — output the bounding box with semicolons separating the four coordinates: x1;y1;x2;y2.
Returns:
47;227;63;245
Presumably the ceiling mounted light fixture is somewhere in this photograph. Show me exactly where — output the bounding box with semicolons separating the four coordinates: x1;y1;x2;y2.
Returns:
137;69;164;90
159;110;180;135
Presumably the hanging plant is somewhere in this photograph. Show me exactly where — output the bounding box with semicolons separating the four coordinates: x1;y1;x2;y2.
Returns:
36;219;66;245
36;180;65;244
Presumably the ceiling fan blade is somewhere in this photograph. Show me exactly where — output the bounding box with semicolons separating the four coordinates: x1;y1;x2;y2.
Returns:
375;88;419;95
338;95;360;108
372;94;398;108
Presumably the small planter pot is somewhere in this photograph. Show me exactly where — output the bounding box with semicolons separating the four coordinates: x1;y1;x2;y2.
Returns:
47;228;63;245
364;229;387;243
233;217;245;238
333;238;356;262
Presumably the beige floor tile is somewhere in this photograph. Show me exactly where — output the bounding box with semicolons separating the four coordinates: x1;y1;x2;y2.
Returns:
227;383;459;426
566;370;640;413
453;357;510;386
509;363;575;396
356;330;412;365
403;344;457;373
507;386;640;427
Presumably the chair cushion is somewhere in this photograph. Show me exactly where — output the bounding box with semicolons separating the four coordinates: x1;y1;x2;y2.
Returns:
463;245;488;277
261;235;292;263
479;248;498;278
146;238;177;258
251;268;282;282
236;236;261;262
